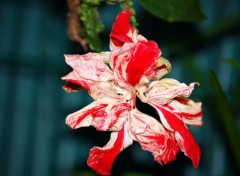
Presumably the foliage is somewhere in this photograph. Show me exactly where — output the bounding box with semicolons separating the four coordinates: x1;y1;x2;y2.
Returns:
138;0;205;23
80;1;104;51
224;59;240;69
67;0;206;51
209;71;240;172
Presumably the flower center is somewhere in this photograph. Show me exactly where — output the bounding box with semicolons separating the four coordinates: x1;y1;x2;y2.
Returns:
125;89;138;109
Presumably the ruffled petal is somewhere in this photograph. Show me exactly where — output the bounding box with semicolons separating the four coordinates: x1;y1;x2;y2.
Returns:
110;41;161;87
166;97;203;126
87;123;133;175
66;101;130;131
110;43;135;88
65;101;108;129
126;41;161;85
62;53;113;82
110;9;135;48
61;72;92;92
154;57;172;79
140;78;203;127
90;81;129;102
91;102;130;131
155;131;180;165
145;78;199;104
150;103;201;168
129;110;179;165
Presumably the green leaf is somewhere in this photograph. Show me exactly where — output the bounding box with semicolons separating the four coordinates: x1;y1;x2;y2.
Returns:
80;3;104;51
209;71;240;171
223;58;240;69
230;82;240;112
137;0;206;23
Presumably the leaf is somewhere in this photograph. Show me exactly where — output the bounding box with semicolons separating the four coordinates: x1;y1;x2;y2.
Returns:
80;3;104;51
223;58;240;69
137;0;206;23
209;71;240;171
230;82;240;112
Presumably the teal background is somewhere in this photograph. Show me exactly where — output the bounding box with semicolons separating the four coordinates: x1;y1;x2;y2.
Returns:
0;0;240;175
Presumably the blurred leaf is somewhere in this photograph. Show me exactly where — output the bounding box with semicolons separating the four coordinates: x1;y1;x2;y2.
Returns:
209;71;240;171
223;59;240;69
137;0;205;23
169;14;240;56
230;82;240;112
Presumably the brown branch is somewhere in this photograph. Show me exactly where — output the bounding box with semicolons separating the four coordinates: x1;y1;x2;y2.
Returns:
67;0;88;51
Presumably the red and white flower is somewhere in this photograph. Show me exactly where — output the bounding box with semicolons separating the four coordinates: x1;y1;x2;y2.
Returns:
62;9;203;175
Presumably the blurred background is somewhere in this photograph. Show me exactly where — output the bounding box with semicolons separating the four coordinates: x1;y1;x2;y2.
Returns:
0;0;240;175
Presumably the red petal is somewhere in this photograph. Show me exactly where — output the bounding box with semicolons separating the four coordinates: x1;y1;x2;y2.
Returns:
87;123;133;175
154;132;180;165
110;9;134;47
126;41;160;86
152;103;201;168
66;101;130;131
66;103;108;129
129;110;179;165
111;41;160;87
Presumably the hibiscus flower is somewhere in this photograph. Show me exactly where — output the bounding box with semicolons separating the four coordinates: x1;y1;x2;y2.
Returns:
62;9;203;175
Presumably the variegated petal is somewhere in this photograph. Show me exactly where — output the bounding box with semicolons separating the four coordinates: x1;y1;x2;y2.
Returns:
87;123;133;175
66;101;130;131
150;103;201;168
129;110;179;165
